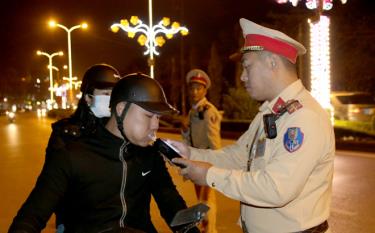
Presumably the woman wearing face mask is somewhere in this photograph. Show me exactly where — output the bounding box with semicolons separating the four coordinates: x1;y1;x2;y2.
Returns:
47;63;120;150
45;63;120;232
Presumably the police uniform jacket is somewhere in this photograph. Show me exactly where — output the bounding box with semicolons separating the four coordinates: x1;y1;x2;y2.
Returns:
182;97;222;149
9;123;191;233
190;80;335;233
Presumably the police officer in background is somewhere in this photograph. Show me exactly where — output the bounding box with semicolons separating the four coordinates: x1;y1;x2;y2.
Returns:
170;19;335;233
182;69;222;150
9;73;199;233
181;69;221;233
45;63;120;232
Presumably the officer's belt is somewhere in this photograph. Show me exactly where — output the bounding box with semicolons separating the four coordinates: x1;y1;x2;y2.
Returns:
294;220;328;233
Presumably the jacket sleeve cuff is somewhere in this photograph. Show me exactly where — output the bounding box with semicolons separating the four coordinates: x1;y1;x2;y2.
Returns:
206;166;232;189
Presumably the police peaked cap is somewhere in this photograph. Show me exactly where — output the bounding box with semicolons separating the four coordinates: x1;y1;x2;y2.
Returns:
239;18;306;64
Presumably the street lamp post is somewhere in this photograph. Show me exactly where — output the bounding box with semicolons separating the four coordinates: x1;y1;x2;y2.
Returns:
48;65;60;84
36;50;64;103
111;0;188;78
48;20;88;104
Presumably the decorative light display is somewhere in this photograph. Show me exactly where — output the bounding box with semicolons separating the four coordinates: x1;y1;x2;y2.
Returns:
276;0;347;10
276;0;348;120
309;16;331;110
111;0;188;78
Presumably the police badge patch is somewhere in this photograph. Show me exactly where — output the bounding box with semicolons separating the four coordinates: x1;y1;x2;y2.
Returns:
283;127;304;153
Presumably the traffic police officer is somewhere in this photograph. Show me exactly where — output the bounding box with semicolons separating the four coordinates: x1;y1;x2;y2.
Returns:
182;69;222;149
171;18;335;233
181;69;221;233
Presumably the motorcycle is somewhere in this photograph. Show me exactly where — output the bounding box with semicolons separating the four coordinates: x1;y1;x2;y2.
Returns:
7;111;16;123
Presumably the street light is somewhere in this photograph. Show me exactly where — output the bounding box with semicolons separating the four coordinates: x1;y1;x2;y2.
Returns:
36;50;64;103
111;0;188;78
48;65;60;84
48;20;88;103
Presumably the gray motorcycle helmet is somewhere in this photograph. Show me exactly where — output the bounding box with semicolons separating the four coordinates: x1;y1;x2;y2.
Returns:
109;73;178;115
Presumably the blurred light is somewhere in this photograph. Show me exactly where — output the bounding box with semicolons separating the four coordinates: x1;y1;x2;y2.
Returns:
349;108;360;114
11;104;17;112
6;122;18;145
8;112;15;118
48;20;56;27
37;108;46;117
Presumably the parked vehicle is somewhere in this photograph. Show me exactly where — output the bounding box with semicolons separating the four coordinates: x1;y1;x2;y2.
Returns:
330;91;375;123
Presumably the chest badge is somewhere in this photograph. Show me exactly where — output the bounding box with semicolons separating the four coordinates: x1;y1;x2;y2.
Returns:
283;127;304;153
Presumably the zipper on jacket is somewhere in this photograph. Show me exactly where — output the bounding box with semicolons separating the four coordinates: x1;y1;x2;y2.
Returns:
118;141;129;228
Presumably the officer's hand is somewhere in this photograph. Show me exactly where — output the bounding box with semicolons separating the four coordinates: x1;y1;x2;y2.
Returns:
167;140;191;159
172;158;212;186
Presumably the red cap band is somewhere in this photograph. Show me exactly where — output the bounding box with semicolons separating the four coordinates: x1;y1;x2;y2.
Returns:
190;76;207;86
244;34;298;63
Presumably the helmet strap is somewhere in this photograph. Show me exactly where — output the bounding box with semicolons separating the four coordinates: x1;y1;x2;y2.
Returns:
116;102;131;141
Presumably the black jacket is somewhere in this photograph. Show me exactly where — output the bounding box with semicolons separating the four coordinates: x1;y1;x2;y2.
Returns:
9;123;192;233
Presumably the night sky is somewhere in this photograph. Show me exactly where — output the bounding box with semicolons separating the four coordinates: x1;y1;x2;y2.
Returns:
0;0;374;95
0;0;269;77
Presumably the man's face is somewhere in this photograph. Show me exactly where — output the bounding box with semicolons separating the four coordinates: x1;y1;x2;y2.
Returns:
240;52;272;101
122;104;160;147
188;82;207;104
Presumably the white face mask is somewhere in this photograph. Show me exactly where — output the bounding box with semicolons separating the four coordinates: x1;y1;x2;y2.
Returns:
90;95;111;118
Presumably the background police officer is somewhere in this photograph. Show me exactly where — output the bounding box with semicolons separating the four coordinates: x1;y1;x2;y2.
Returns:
181;69;221;233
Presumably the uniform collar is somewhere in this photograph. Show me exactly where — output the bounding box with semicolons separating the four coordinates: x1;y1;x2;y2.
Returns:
192;97;208;110
259;79;304;113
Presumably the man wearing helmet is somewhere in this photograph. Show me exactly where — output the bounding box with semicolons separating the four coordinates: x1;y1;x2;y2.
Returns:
9;73;198;233
181;69;221;233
